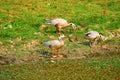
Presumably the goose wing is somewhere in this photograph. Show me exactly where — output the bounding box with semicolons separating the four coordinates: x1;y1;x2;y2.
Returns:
46;18;68;25
43;40;61;47
86;31;100;38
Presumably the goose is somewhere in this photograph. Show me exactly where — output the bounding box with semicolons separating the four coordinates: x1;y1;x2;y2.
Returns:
45;18;76;34
85;31;107;47
42;34;65;58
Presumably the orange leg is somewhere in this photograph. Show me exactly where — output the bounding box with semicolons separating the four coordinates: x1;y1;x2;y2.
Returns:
57;49;63;58
51;49;57;58
56;27;61;34
92;41;96;47
92;37;98;47
55;24;61;34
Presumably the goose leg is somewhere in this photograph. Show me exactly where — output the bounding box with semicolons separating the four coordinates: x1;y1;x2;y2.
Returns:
89;41;92;48
92;37;98;47
55;24;61;34
57;49;63;58
56;27;61;34
51;49;57;58
92;41;96;47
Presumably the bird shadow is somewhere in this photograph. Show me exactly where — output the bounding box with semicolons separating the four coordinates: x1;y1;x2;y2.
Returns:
78;41;90;46
36;49;51;56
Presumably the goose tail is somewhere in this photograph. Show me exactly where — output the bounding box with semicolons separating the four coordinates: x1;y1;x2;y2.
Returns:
42;42;50;47
85;32;91;36
45;19;53;24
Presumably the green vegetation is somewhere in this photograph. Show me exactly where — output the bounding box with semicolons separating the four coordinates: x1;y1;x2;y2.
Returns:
0;0;120;80
0;58;120;80
0;0;120;41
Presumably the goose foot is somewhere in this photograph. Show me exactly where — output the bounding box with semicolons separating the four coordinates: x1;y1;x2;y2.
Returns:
52;55;57;58
58;55;63;58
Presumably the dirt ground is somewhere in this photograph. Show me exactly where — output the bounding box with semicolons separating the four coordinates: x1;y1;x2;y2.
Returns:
0;39;119;65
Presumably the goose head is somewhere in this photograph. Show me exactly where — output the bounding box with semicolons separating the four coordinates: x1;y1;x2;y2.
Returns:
68;22;76;30
71;23;76;30
99;33;108;43
58;34;65;40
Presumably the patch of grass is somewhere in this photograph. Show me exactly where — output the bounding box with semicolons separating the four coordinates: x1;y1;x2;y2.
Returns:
0;58;120;80
0;0;119;42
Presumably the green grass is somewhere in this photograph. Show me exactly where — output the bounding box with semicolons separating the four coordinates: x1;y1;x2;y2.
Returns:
0;0;120;80
0;0;120;43
0;58;120;80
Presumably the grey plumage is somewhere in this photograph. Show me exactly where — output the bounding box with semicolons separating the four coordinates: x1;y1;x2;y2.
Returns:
45;18;76;34
42;34;65;58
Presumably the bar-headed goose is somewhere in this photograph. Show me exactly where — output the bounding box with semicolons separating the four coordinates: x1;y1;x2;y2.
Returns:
45;18;76;34
42;34;65;58
85;31;107;47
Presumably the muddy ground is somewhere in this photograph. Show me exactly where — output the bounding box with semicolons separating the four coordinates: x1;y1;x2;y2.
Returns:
0;37;120;65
